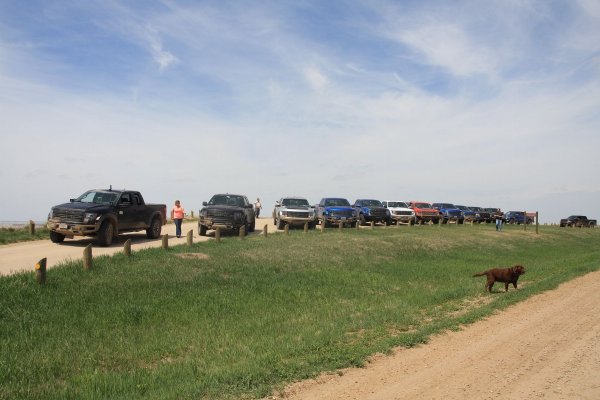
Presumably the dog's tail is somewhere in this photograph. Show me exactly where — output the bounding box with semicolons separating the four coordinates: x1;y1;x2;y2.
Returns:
472;271;487;277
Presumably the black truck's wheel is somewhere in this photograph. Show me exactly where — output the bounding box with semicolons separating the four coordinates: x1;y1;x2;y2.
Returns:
199;224;207;236
97;221;114;247
146;217;162;239
248;220;256;233
50;231;65;243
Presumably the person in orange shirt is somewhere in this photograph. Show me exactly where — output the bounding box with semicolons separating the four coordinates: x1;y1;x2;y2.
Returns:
171;200;185;238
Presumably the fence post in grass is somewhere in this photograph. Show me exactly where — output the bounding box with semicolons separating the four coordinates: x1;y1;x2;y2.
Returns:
35;257;47;285
356;220;360;230
190;210;194;218
162;234;169;249
239;225;246;240
284;224;289;236
524;211;527;231
83;244;92;270
339;221;344;231
536;211;539;234
304;222;308;233
215;227;221;242
370;221;375;229
29;220;35;235
186;230;193;245
263;224;268;237
124;239;132;257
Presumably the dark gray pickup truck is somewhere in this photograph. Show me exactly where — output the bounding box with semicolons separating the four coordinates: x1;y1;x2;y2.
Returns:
47;189;166;246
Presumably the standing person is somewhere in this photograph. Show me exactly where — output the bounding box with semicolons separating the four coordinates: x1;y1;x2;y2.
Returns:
171;200;185;238
494;209;504;231
254;198;262;218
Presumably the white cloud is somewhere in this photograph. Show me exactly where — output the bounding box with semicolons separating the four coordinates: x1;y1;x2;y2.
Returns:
303;65;328;91
398;23;498;77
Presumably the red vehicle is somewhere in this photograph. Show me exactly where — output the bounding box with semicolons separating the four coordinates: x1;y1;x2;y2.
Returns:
408;201;441;224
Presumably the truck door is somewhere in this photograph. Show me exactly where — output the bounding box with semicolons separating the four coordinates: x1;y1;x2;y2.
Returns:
117;192;135;230
131;193;147;228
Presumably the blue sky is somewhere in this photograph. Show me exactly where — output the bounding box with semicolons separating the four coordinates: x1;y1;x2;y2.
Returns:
1;0;599;223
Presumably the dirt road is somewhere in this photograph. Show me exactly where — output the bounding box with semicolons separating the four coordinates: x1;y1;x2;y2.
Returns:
272;269;600;399
0;218;276;276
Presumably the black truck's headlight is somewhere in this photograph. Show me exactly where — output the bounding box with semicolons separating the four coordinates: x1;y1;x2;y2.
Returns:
83;213;98;223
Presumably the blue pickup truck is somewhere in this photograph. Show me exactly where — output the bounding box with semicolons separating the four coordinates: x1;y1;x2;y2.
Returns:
315;198;357;228
504;211;533;225
353;199;391;226
432;203;464;224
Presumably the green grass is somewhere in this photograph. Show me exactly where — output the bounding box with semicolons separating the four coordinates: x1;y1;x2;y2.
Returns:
0;226;50;244
1;224;599;399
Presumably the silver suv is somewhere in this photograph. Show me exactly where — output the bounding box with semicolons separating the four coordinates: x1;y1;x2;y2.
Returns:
273;197;317;230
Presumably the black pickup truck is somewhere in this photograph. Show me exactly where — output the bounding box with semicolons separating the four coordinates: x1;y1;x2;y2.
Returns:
198;193;256;236
560;215;597;228
47;189;166;246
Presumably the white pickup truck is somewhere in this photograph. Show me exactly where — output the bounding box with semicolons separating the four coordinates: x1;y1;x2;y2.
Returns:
273;197;317;230
381;200;416;225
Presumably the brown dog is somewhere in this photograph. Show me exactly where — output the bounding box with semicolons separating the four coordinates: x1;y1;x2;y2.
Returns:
473;265;525;292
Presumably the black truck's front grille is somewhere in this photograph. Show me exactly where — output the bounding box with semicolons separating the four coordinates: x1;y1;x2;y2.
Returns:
206;209;236;225
53;209;84;223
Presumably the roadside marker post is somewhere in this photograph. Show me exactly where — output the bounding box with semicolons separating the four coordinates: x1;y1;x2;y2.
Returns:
35;257;47;285
29;220;36;235
124;239;132;257
186;230;193;246
162;234;169;249
263;224;268;237
215;227;221;242
83;244;93;271
239;226;246;240
284;224;289;236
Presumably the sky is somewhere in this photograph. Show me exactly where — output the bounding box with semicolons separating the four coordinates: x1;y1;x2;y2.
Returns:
1;0;599;224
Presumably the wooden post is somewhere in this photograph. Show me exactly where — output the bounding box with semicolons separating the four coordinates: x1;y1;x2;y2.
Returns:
215;227;221;242
190;210;194;218
186;230;193;245
124;239;132;257
239;225;246;239
162;234;169;249
263;224;268;237
304;222;308;233
83;244;92;270
339;221;344;231
284;224;289;235
35;257;47;285
370;221;375;229
356;220;360;230
29;220;35;235
536;211;539;234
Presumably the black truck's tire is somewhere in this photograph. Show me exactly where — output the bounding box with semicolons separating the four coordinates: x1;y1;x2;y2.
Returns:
146;217;162;239
50;231;65;243
199;224;207;236
248;220;255;233
277;218;285;230
97;221;114;247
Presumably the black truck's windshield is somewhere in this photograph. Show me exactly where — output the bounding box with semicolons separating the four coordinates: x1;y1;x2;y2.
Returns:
209;195;245;207
76;191;119;205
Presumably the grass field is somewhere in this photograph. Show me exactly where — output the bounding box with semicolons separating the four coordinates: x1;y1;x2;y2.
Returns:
1;224;598;399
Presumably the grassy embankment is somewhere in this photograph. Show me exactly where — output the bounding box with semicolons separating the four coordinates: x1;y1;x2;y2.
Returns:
0;226;49;244
1;224;598;399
